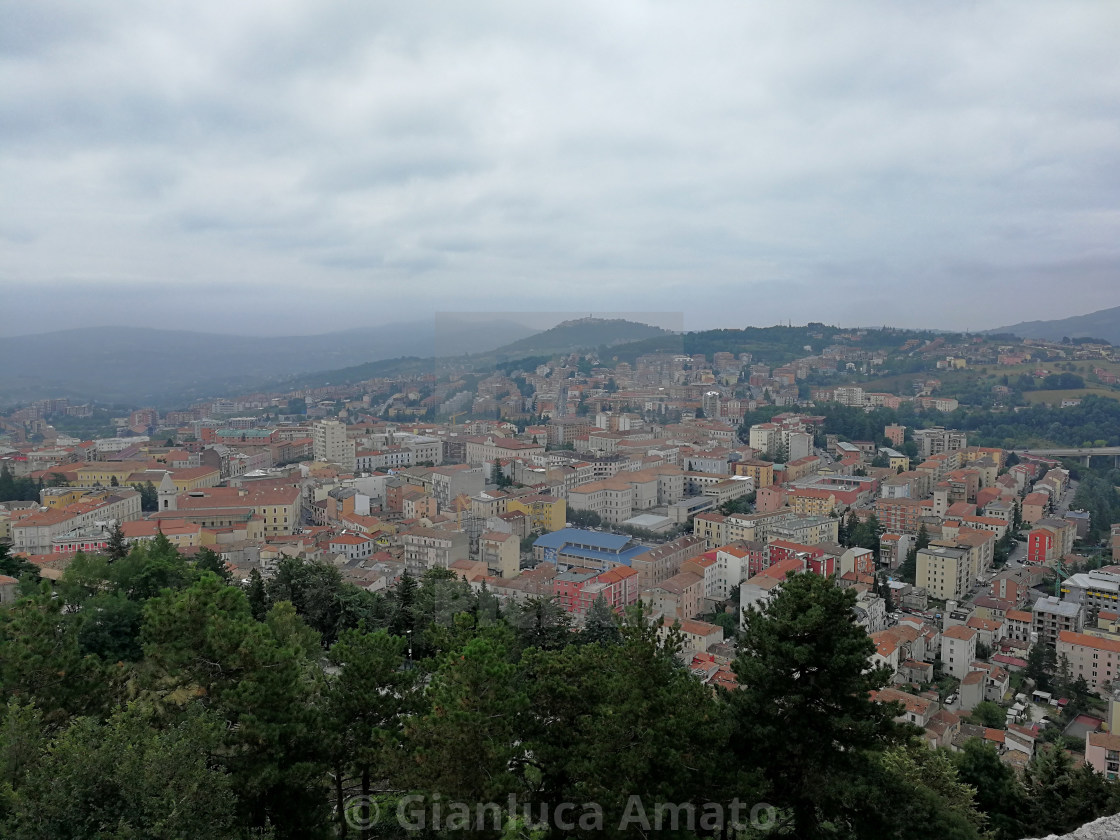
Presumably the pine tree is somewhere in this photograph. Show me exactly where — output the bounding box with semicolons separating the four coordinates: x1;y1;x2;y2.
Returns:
0;593;108;726
141;480;159;511
246;568;268;621
389;570;418;637
519;614;732;832
863;512;883;551
194;546;231;584
324;629;417;837
877;571;895;613
953;738;1026;840
139;575;331;836
0;463;16;501
105;522;129;562
581;593;621;645
729;572;913;838
4;705;239;840
1023;744;1120;837
508;596;572;651
916;523;931;550
0;542;37;580
1026;644;1057;691
405;635;528;803
844;509;860;547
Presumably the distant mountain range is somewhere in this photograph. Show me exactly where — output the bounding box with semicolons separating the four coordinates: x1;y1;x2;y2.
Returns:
276;317;676;392
988;305;1120;344
24;306;1115;411
490;317;673;359
0;317;539;408
0;316;673;409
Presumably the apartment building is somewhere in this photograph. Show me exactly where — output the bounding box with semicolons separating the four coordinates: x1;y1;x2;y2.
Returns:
355;448;414;472
913;428;967;459
641;570;704;622
505;494;566;533
401;527;470;575
478;531;520;578
1058;631;1120;694
933;527;996;579
567;467;684;525
916;545;971;601
628;534;706;592
424;465;486;511
313;420;356;472
724;510;796;544
567;479;638;525
874;498;931;535
693;512;729;548
1062;569;1120;611
768;515;840;546
1027;518;1076;565
733;459;774;488
1086;732;1120;780
1033;596;1084;647
1004;609;1034;644
463;435;546;466
942;625;979;680
553;565;639;616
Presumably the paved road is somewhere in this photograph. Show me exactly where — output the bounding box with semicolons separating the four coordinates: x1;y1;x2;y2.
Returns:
1015;447;1120;457
1056;478;1079;516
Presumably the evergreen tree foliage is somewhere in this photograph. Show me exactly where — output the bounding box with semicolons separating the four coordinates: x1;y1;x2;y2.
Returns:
1023;744;1120;838
246;567;268;621
194;546;232;583
507;595;573;652
2;704;242;840
324;629;416;837
953;739;1026;840
728;572;915;838
0;521;1117;839
105;521;130;562
0;543;37;581
580;593;621;645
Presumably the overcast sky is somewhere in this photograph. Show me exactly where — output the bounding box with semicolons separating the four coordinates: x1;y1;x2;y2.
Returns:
2;1;1119;337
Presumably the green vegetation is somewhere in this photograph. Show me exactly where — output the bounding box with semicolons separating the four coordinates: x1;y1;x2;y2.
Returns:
4;537;1120;838
0;544;961;838
566;509;602;529
965;701;1005;729
39;407;121;440
1069;469;1120;542
607;324;948;367
755;394;1120;450
718;492;755;515
0;464;40;504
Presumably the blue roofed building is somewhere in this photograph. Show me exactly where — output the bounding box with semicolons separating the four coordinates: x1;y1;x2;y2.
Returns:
532;528;653;572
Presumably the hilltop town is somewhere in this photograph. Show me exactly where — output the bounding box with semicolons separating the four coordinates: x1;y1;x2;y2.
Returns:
4;321;1120;837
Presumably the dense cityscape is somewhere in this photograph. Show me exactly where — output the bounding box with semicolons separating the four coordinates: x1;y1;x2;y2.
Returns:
4;316;1120;837
5;1;1120;837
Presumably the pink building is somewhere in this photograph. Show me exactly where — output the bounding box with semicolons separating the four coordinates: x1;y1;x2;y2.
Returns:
754;485;786;513
1086;732;1120;780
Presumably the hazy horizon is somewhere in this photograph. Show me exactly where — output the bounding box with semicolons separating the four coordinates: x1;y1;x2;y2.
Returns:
3;2;1119;336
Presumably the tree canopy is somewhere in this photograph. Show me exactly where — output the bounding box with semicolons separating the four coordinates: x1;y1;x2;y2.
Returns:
1;538;1118;838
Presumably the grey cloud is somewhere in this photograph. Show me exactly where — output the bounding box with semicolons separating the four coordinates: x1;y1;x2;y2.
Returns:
1;1;1118;337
